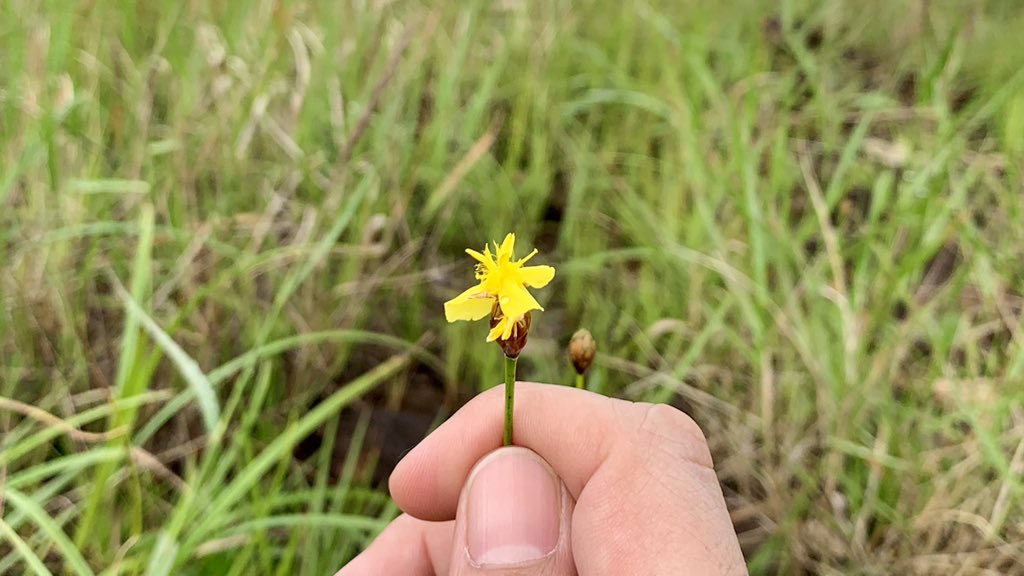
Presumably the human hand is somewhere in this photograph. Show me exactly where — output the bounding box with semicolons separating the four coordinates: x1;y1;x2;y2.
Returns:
337;382;747;575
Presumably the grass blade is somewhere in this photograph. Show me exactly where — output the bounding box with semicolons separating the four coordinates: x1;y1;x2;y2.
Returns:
112;279;221;433
0;516;53;576
221;513;385;536
188;354;409;549
3;487;94;576
68;178;151;195
258;172;374;343
76;204;155;551
133;329;441;446
144;533;178;576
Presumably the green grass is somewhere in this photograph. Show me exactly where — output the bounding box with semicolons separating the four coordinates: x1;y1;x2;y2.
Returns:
2;0;1024;573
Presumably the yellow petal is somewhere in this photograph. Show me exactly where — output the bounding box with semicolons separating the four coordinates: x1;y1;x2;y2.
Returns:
497;233;516;261
518;265;555;288
486;316;508;342
498;280;543;321
517;249;538;265
501;314;520;340
444;284;493;322
465;248;492;267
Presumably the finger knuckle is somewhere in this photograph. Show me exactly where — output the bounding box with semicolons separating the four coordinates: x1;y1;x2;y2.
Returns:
632;402;714;469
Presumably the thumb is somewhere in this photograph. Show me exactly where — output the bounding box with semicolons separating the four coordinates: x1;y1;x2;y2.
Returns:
450;447;577;576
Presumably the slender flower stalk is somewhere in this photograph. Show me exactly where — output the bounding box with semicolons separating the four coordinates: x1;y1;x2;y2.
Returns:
503;356;517;445
492;305;530;445
444;233;554;446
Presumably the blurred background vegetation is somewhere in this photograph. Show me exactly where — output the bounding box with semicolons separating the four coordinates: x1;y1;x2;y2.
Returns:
3;0;1024;574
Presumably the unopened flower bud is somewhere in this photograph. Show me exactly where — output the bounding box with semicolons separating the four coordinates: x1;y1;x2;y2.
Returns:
569;328;596;375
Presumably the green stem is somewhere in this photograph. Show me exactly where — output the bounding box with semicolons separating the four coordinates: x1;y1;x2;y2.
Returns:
503;355;517;446
575;373;585;389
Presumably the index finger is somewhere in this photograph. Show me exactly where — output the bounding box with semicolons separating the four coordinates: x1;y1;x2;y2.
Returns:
389;382;713;522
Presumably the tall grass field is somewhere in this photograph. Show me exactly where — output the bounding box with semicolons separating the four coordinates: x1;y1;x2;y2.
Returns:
2;1;1024;574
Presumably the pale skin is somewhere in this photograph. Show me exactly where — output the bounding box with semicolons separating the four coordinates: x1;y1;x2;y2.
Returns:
338;382;748;575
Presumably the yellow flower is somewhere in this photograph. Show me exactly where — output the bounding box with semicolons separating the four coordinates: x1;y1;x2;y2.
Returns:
444;233;555;342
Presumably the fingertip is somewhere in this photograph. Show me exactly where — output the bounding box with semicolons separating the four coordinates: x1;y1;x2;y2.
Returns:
337;514;452;576
389;386;506;521
388;457;411;511
389;445;436;519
